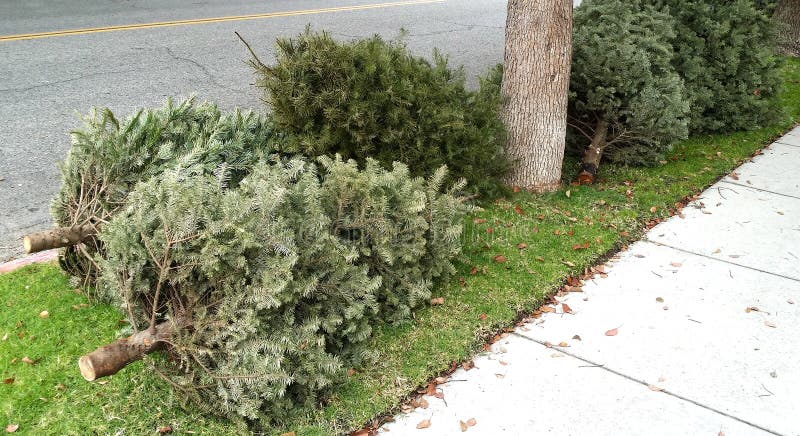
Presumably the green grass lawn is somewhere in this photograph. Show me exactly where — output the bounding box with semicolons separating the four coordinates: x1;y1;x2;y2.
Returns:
2;58;799;435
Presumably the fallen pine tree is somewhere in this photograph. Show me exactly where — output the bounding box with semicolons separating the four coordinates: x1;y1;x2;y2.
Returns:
26;98;280;292
80;156;470;423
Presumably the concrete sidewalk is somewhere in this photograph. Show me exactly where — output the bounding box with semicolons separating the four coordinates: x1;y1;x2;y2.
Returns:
382;128;800;435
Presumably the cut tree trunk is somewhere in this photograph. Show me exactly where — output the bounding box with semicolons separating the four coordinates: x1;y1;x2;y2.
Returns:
501;0;573;192
576;118;608;185
79;321;174;381
23;224;98;254
774;0;800;57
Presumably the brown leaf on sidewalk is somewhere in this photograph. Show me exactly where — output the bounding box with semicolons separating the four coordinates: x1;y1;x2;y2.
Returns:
562;303;573;314
765;320;777;328
425;382;436;396
745;306;760;313
572;335;582;341
459;420;468;432
540;306;556;313
416;419;431;429
787;299;795;305
656;297;664;302
605;328;619;336
648;385;664;392
467;418;477;427
670;262;682;267
461;360;475;371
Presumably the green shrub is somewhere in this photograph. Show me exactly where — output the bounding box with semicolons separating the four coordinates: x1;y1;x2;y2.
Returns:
251;29;509;198
97;156;469;424
643;0;783;133
52;98;280;290
568;0;689;179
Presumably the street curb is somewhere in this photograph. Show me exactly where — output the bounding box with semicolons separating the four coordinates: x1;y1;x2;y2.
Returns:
0;249;58;274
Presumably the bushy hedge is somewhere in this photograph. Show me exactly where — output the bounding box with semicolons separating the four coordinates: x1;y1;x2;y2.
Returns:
52;99;280;289
97;156;469;423
252;30;509;198
643;0;783;133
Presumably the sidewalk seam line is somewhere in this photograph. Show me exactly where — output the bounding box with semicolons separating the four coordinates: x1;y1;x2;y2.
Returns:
718;180;800;201
774;140;800;149
643;240;800;282
511;332;785;436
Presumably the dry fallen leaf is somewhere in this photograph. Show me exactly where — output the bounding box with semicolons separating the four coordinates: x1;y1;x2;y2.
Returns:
551;353;564;358
2;377;13;385
473;218;486;224
562;303;573;314
788;299;795;305
605;328;619;337
649;206;657;213
434;376;447;384
430;297;445;306
572;335;582;341
493;255;507;263
38;311;49;319
467;418;476;427
157;426;172;434
459;420;468;432
425;382;436;396
656;297;664;303
416;418;431;429
558;342;568;347
419;397;430;409
478;314;487;321
434;392;444;399
670;262;682;267
21;357;35;365
495;373;505;379
648;385;664;392
347;368;356;377
565;190;571;198
765;320;777;328
5;424;19;433
517;243;527;250
513;204;525;215
540;306;556;313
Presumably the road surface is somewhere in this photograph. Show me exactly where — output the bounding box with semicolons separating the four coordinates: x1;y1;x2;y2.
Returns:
0;0;509;261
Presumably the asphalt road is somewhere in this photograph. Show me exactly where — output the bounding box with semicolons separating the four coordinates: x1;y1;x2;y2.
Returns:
0;0;509;261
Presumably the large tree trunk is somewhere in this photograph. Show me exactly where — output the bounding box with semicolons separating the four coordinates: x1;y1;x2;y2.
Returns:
79;322;174;381
576;118;608;185
23;224;97;254
501;0;573;192
775;0;800;56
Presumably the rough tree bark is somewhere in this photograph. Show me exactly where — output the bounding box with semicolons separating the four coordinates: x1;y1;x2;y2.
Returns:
79;321;174;381
501;0;573;192
576;118;608;185
774;0;800;56
23;224;97;254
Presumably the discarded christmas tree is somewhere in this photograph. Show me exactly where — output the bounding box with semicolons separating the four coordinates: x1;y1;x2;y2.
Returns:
569;0;689;184
80;156;469;424
247;29;509;198
643;0;783;133
25;99;280;291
